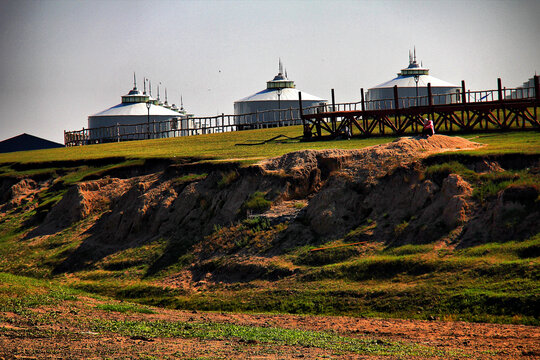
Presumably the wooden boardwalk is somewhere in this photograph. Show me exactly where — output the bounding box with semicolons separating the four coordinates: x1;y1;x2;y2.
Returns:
299;77;539;139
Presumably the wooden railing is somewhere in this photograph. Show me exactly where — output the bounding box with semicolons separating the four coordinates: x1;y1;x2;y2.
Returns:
65;76;539;146
299;76;539;138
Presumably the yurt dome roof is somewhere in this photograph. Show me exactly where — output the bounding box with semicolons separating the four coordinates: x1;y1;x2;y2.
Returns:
370;49;458;89
91;102;181;117
92;74;183;117
236;60;326;103
371;75;458;89
236;87;325;103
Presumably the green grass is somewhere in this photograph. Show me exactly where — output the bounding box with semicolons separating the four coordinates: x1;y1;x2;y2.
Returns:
0;272;80;314
0;125;397;165
94;303;156;314
90;318;467;358
172;173;208;185
242;191;272;214
0;125;538;167
57;235;538;325
425;159;539;203
460;131;540;155
217;170;239;188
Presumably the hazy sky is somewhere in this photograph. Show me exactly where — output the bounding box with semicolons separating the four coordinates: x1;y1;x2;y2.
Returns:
0;0;538;143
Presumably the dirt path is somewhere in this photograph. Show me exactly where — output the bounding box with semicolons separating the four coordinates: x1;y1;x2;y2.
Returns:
1;298;538;359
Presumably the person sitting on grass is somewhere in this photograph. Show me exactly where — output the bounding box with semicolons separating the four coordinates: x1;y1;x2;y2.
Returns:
423;118;435;137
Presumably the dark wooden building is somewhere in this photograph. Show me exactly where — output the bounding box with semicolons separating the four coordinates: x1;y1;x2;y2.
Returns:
0;133;64;154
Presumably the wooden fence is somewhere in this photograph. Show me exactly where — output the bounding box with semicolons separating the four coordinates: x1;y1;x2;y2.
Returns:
65;76;539;146
64;107;306;146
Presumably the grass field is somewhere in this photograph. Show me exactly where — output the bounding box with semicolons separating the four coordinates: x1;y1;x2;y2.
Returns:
1;272;484;358
1;125;539;167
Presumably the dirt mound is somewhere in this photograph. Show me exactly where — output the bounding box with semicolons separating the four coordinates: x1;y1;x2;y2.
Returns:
2;178;38;209
34;177;134;236
259;135;482;185
0;178;52;216
259;135;481;173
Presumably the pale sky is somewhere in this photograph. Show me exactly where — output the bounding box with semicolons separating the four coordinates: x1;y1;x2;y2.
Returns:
0;0;538;143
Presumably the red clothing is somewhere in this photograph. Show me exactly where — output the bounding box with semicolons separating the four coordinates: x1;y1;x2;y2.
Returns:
423;119;435;136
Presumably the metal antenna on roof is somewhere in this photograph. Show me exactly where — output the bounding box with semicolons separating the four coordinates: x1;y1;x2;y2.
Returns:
279;58;283;75
180;95;184;110
143;78;147;94
133;72;137;90
285;68;288;79
165;88;168;104
414;46;417;63
157;82;161;101
149;80;152;96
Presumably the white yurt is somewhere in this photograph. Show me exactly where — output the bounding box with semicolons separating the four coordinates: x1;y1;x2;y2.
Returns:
234;61;327;127
366;50;460;110
88;76;184;141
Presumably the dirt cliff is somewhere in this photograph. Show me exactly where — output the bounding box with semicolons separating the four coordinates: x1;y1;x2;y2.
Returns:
1;135;538;277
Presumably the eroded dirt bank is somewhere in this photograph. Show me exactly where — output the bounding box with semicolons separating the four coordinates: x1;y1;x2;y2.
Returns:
1;135;538;276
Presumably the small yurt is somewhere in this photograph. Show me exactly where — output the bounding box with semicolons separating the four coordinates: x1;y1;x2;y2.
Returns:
88;76;184;141
234;61;327;128
366;50;460;110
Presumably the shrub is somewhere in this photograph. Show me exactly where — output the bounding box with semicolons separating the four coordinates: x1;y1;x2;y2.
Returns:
393;221;409;237
243;216;271;232
242;191;272;214
293;202;306;209
217;170;239;189
172;173;207;186
424;161;477;186
296;246;360;266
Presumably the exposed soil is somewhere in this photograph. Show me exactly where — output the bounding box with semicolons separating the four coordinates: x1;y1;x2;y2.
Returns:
1;297;539;359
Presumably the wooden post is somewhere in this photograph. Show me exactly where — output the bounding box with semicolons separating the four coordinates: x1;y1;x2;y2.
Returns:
222;113;225;133
535;75;540;103
331;88;336;134
361;88;367;131
533;75;539;122
461;80;468;129
427;82;434;133
496;78;503;126
393;85;400;130
299;92;308;139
